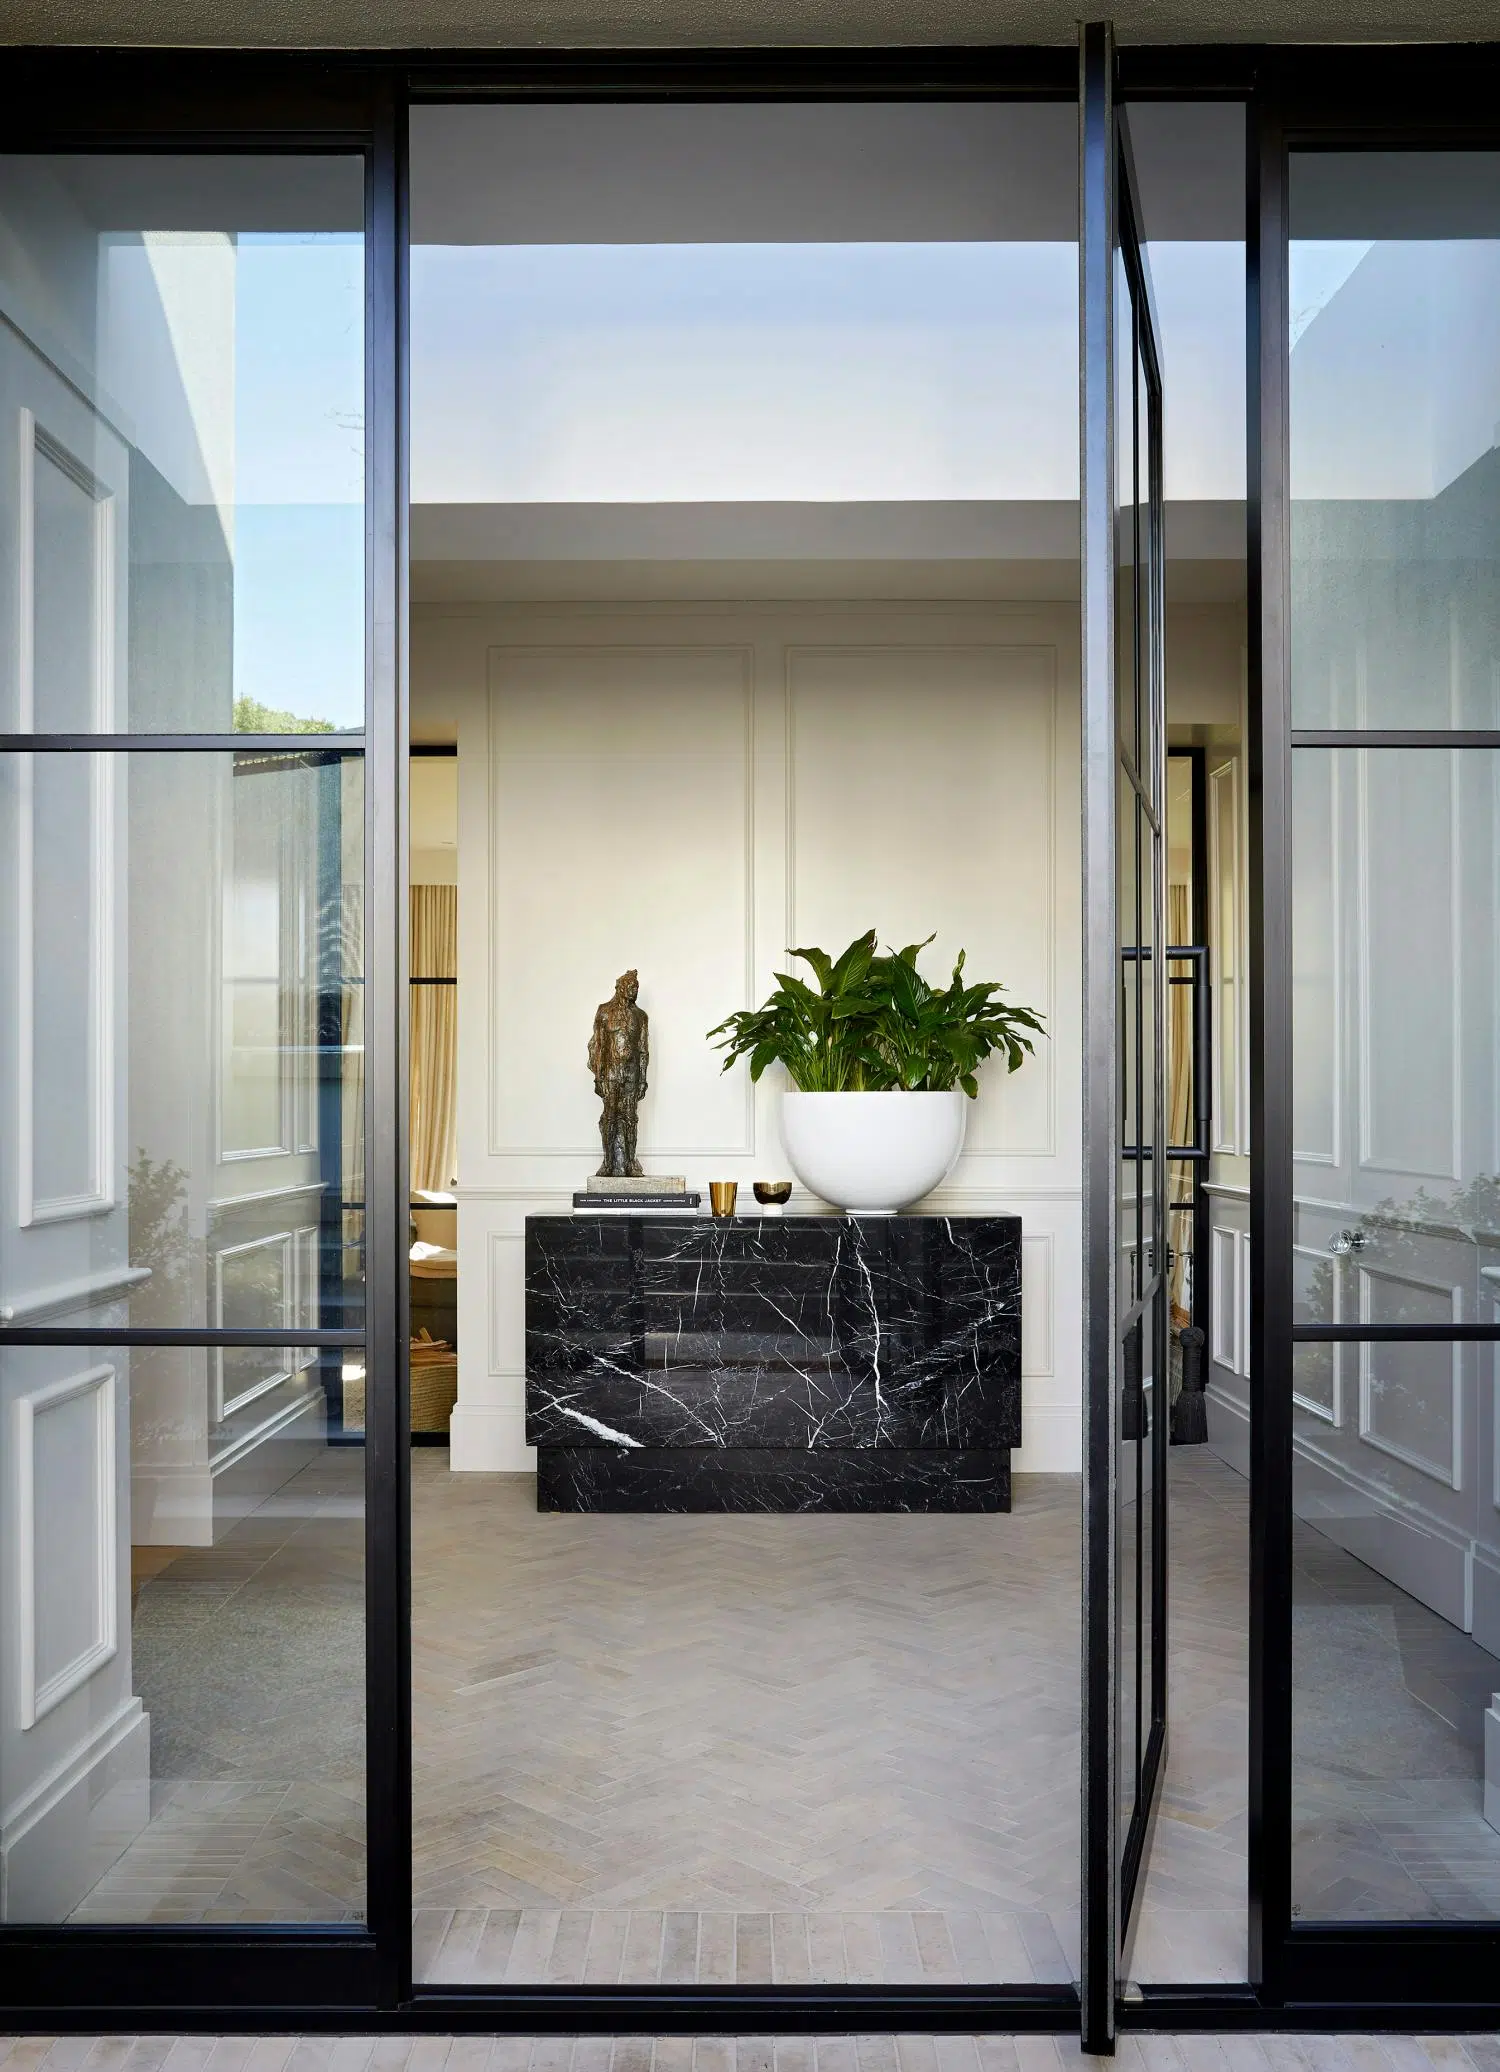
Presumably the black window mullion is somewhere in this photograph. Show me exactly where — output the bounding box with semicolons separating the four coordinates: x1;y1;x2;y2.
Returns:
1292;1324;1500;1342
0;1328;363;1347
362;76;411;2012
0;734;365;753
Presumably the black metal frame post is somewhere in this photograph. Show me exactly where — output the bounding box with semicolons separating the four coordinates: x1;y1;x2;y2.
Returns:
1080;30;1174;2044
0;57;395;2021
1246;79;1289;2004
1188;748;1213;1364
365;71;414;2015
1079;21;1119;2053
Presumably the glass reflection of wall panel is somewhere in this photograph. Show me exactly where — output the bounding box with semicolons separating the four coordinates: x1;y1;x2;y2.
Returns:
1125;102;1250;1988
0;155;366;1925
1289;151;1500;1923
408;101;1084;1992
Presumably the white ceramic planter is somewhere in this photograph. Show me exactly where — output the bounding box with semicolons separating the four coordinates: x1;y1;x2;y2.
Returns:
780;1088;967;1214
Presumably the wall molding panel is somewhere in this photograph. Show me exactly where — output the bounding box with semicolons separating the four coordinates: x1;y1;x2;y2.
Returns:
16;754;116;1230
1211;1224;1242;1376
1354;744;1463;1186
14;1364;117;1731
212;1230;298;1421
784;639;1059;1160
485;641;757;1163
14;399;120;1235
436;598;1084;1474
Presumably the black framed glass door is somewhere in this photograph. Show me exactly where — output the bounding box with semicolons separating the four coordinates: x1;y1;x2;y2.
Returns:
0;57;406;2016
1252;68;1500;2014
1081;23;1172;2051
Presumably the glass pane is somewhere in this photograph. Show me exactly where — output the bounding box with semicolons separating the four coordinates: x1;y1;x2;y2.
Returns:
410;98;1081;1991
0;1340;365;1921
1290;151;1500;729
1292;747;1500;1236
0;155;365;733
0;750;364;1331
1290;738;1500;1919
1130;98;1250;1992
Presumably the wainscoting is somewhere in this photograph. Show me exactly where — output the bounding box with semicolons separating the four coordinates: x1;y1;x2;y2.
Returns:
413;598;1086;1478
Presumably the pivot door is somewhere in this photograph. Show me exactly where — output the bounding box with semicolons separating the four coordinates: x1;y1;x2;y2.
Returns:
1080;21;1171;2051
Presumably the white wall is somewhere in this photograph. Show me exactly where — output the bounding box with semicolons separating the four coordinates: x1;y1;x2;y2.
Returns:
416;595;1086;1474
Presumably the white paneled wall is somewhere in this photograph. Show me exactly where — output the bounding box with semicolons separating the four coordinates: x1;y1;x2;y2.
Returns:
420;599;1084;1475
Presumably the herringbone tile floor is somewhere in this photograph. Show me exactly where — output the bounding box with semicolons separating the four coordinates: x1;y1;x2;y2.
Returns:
410;1445;1268;1988
1131;1458;1249;1984
411;1457;1085;1986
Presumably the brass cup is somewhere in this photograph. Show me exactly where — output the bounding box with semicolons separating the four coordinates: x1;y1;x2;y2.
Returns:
709;1180;739;1219
753;1180;793;1218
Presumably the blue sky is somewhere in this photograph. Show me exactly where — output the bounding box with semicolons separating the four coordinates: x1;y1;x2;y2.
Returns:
227;233;365;729
181;231;1251;727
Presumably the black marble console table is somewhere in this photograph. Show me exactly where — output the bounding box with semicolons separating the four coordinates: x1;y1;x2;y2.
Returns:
523;1214;1022;1512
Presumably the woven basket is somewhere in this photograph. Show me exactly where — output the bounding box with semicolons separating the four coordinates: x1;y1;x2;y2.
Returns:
410;1352;458;1434
341;1341;458;1436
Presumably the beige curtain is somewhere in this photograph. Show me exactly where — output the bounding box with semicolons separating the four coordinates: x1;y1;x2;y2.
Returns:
410;884;458;1193
1167;881;1194;1323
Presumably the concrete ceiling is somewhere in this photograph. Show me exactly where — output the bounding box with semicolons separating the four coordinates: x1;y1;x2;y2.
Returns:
3;0;1497;48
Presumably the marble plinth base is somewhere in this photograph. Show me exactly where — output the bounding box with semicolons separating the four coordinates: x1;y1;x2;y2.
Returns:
536;1444;1011;1514
526;1212;1021;1514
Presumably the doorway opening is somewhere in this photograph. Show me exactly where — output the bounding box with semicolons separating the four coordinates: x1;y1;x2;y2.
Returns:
401;89;1256;2002
406;94;1087;1992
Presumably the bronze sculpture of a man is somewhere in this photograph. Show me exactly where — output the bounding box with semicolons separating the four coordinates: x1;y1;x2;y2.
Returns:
588;969;649;1178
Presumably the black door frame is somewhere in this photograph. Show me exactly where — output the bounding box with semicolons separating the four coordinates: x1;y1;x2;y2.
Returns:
0;53;406;2019
1079;27;1174;2047
7;34;1500;2038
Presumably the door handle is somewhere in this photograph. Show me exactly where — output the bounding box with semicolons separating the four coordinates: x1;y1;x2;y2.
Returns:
1328;1229;1367;1256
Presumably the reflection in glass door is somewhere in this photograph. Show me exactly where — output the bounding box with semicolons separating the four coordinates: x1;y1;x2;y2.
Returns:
1081;24;1172;2048
1285;147;1500;1933
0;151;372;1952
1114;110;1171;1973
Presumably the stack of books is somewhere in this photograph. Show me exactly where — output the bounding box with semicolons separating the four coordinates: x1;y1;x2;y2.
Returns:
572;1190;702;1215
572;1175;701;1216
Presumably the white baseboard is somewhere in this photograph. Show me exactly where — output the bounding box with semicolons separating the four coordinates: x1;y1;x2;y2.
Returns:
1214;1377;1479;1634
133;1387;325;1546
1012;1404;1082;1475
1;1698;149;1922
1295;1441;1471;1632
1206;1381;1251;1479
449;1402;536;1473
1473;1546;1500;1660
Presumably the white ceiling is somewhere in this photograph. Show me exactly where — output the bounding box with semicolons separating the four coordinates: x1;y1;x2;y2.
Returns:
4;0;1497;44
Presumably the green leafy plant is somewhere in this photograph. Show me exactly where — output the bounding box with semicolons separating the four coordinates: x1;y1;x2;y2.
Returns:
707;929;1046;1099
127;1149;204;1325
